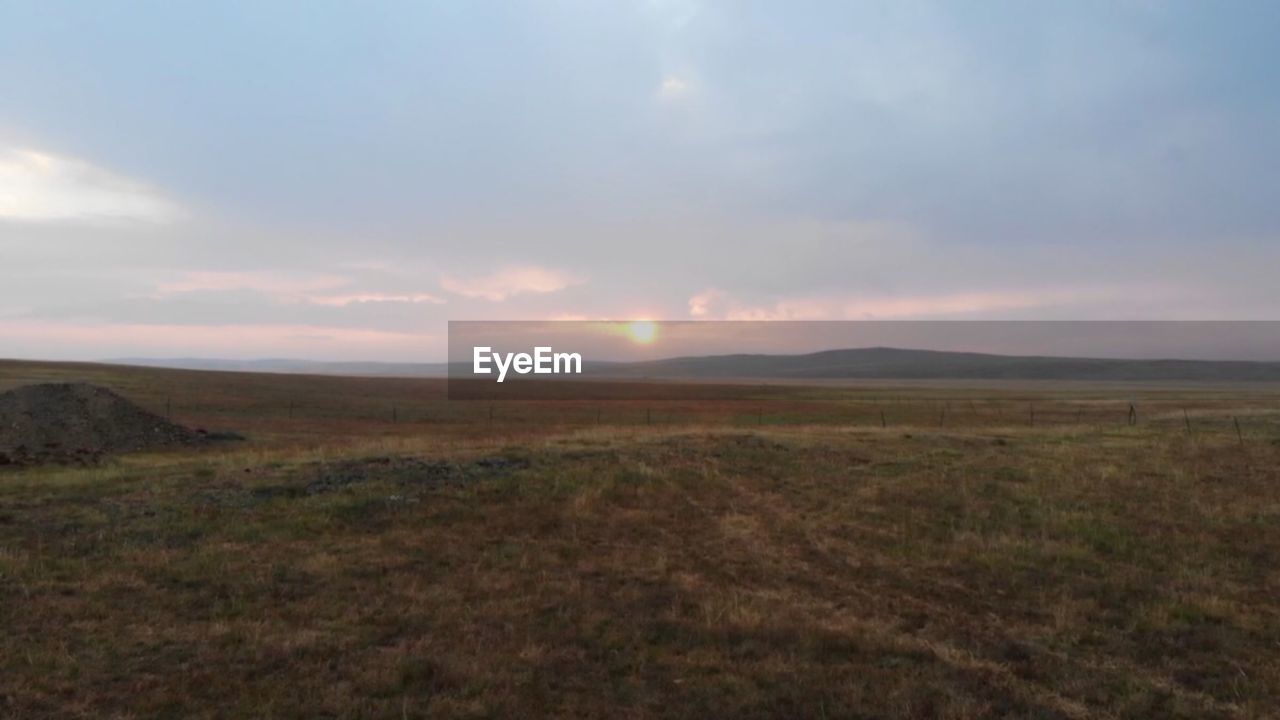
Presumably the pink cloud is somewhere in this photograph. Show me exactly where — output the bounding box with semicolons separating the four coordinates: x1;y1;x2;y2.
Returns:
305;292;446;307
686;287;1126;320
688;288;728;317
440;265;580;301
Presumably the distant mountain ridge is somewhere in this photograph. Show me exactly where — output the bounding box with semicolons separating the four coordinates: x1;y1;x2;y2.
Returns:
592;346;1280;381
107;358;449;377
110;347;1280;382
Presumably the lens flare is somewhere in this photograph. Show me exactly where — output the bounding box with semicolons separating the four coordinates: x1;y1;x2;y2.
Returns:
625;320;658;344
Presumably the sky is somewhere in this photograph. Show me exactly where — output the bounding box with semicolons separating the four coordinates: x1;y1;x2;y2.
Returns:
2;1;1280;361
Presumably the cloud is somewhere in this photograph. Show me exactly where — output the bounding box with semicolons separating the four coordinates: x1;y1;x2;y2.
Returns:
687;288;726;317
306;292;446;307
440;265;581;302
150;271;448;308
686;287;1129;320
152;271;349;300
0;147;178;223
657;76;690;100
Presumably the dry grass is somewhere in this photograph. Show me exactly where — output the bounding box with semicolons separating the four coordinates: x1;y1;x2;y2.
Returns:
2;360;1279;718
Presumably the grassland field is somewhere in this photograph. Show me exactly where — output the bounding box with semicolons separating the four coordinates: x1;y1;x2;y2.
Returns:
2;359;1279;719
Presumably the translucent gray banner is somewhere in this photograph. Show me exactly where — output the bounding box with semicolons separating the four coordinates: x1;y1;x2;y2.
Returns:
447;321;1280;400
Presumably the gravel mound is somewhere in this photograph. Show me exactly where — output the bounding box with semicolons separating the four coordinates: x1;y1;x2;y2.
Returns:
0;383;205;467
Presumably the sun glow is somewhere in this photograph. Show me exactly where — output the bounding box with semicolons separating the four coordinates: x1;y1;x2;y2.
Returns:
624;320;658;344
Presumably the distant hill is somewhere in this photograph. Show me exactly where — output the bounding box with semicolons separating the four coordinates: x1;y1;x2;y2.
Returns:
107;358;448;378
110;347;1280;382
591;346;1280;382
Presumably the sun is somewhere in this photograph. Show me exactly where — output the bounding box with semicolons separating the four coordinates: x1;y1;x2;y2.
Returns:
624;320;658;344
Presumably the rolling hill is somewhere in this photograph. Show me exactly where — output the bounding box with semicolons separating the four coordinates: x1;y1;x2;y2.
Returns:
106;347;1280;382
592;346;1280;381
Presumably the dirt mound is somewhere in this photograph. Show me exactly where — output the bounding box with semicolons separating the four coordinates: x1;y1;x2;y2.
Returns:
0;383;205;467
